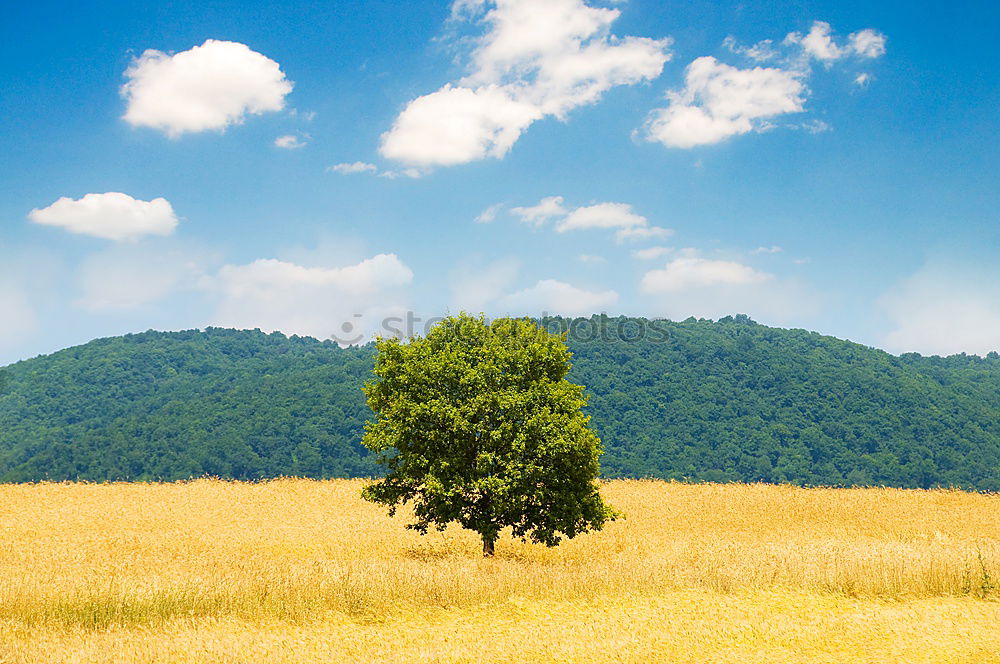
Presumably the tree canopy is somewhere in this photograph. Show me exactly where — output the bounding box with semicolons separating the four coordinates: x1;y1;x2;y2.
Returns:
0;317;998;489
361;314;617;555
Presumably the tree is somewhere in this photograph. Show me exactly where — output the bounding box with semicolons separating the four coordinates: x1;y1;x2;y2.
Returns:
361;314;618;556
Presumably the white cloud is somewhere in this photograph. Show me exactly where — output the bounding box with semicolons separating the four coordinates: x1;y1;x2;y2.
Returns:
497;278;618;316
216;254;412;297
723;36;778;62
28;192;179;242
474;203;505;224
632;246;672;260
122;40;292;137
327;161;423;179
274;135;306;149
381;85;542;166
785;21;887;63
641;256;771;292
450;257;520;312
450;0;486;19
640;255;817;325
752;245;783;254
849;29;887;59
647;21;885;149
786;21;844;62
556;202;646;232
615;225;672;243
506;196;668;242
75;244;209;311
329;161;378;174
210;253;413;343
643;56;806;148
854;72;872;87
881;263;1000;356
380;0;671;167
577;254;607;264
798;119;831;134
378;168;424;179
510;196;567;226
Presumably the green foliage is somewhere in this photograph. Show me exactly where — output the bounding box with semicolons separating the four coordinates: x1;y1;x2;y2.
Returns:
0;328;377;481
564;315;1000;490
0;315;998;489
361;314;617;552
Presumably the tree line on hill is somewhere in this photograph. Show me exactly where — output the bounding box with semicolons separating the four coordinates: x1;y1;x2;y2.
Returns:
0;316;998;489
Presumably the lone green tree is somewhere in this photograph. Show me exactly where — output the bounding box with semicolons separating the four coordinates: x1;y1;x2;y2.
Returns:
361;314;617;556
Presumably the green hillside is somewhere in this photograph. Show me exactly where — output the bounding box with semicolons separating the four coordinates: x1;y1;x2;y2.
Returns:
1;316;998;488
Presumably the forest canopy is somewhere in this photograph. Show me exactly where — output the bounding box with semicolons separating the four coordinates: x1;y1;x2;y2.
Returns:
1;316;998;489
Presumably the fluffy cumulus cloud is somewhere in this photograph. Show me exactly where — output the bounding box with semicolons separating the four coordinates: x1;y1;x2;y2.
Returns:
639;252;818;324
380;0;671;167
643;56;806;148
497;278;618;316
381;85;541;167
210;253;413;343
785;22;887;63
645;20;886;148
848;29;888;59
448;256;616;317
506;196;669;242
70;241;419;343
557;202;646;232
28;192;179;241
880;263;1000;356
786;21;844;62
122;40;293;137
641;256;771;292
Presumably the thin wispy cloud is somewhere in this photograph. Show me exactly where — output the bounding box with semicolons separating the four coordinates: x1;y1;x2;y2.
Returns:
505;196;670;243
328;161;378;174
274;135;307;149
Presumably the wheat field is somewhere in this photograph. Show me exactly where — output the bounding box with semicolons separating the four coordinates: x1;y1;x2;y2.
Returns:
0;479;997;663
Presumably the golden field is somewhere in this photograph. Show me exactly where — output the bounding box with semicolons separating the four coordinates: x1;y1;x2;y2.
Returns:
0;479;997;663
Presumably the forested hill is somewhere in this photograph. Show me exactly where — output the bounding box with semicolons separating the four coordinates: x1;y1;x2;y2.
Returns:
1;317;999;489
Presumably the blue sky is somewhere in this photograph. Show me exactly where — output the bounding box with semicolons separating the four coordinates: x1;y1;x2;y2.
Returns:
1;0;997;365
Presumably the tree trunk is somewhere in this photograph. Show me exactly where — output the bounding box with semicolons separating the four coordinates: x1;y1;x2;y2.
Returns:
483;535;496;557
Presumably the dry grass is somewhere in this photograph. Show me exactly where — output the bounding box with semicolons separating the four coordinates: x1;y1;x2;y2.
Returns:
0;479;997;663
